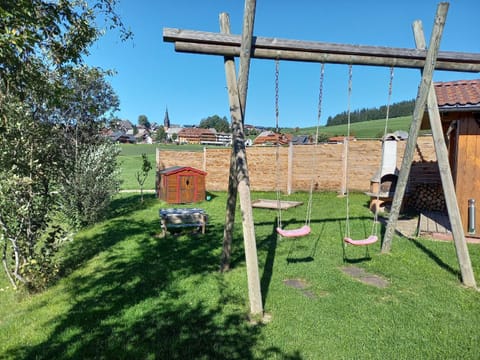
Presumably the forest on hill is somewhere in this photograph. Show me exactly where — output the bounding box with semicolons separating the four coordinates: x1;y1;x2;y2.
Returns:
325;99;415;126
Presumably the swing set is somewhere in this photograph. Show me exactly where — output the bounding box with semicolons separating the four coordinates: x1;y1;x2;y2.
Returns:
164;2;480;316
343;65;395;252
273;60;324;239
270;57;393;248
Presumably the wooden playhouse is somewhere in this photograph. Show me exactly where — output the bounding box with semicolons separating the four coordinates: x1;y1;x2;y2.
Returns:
422;79;480;236
156;166;207;204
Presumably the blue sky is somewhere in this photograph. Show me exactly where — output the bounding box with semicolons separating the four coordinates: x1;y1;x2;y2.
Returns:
85;0;480;128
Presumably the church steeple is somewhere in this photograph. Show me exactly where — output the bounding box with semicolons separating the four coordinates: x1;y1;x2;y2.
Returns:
164;107;171;129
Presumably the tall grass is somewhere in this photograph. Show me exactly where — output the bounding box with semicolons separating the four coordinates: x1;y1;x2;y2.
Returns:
1;191;479;359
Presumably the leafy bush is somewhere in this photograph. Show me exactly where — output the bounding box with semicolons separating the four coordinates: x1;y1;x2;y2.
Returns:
58;142;121;228
19;220;72;292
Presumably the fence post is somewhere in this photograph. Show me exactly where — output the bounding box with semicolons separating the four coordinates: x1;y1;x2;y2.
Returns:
287;142;293;195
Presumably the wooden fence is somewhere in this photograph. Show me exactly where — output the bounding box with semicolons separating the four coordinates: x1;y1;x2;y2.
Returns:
156;136;438;193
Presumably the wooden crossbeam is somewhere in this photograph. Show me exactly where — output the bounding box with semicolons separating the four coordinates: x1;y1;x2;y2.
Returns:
163;28;480;72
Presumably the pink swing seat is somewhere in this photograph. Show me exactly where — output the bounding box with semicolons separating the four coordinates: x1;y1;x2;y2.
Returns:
276;225;311;238
343;235;378;246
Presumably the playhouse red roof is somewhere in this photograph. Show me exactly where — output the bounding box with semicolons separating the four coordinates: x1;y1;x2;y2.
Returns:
158;166;207;176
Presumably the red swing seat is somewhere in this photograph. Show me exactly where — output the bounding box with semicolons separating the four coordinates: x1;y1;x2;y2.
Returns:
343;235;378;246
276;225;311;238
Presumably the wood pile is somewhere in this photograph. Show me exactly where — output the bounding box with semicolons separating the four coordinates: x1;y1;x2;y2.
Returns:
406;183;446;212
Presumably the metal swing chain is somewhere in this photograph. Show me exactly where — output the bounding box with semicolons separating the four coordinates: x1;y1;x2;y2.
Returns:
305;63;325;227
316;63;325;145
275;59;280;133
274;59;282;230
345;64;353;239
372;66;395;236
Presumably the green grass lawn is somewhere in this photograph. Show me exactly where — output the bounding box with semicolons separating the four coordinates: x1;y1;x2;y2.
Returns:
1;191;479;359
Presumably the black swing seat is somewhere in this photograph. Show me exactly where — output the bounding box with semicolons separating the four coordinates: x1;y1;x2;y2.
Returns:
276;225;311;238
343;235;378;246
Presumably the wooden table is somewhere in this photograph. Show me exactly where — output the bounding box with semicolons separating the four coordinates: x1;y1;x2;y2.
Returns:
159;208;208;236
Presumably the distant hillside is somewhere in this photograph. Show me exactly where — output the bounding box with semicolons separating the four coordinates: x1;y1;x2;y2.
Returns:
317;115;412;139
326;99;415;126
284;115;413;139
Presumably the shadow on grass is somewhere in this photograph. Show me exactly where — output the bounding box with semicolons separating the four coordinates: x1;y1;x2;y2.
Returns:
376;212;459;278
108;192;158;219
342;255;372;264
259;221;279;308
7;196;300;359
410;238;460;279
338;215;382;263
284;222;322;265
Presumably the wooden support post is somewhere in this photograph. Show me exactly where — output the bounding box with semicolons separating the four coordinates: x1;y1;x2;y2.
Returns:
382;2;449;253
155;148;160;198
287;142;293;195
220;13;237;273
221;1;263;316
413;21;476;288
236;0;263;317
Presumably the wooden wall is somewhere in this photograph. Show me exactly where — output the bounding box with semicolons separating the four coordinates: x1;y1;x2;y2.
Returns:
156;136;438;193
454;116;480;234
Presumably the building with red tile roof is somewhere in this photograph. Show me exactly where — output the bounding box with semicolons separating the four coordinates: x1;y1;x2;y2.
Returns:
434;79;480;109
253;131;292;146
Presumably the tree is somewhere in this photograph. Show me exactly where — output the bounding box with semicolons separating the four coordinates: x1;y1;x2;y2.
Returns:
325;99;415;126
0;1;131;98
52;69;121;229
138;114;151;129
0;0;129;291
199;115;230;133
136;153;152;202
317;132;330;143
155;126;167;143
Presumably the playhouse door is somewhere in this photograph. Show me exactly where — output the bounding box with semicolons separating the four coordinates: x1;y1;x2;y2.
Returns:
180;175;195;203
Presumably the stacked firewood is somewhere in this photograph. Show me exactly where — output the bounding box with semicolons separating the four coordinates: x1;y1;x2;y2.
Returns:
406;183;446;212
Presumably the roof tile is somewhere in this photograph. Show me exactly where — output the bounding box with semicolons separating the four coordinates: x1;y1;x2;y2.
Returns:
434;79;480;107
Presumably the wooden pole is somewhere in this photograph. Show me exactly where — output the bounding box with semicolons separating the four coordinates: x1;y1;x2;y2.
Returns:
235;0;264;316
155;148;160;197
220;13;238;273
164;28;480;73
413;21;476;288
203;146;207;171
382;2;449;253
287;142;293;195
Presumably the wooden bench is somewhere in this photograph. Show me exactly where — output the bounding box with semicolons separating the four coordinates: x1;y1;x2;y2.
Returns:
159;208;208;237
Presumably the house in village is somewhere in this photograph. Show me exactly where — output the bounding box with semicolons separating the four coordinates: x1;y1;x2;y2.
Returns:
327;136;356;144
117;120;134;135
253;131;292;146
291;135;313;145
166;126;182;142
253;131;315;146
177;127;232;146
109;131;136;144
